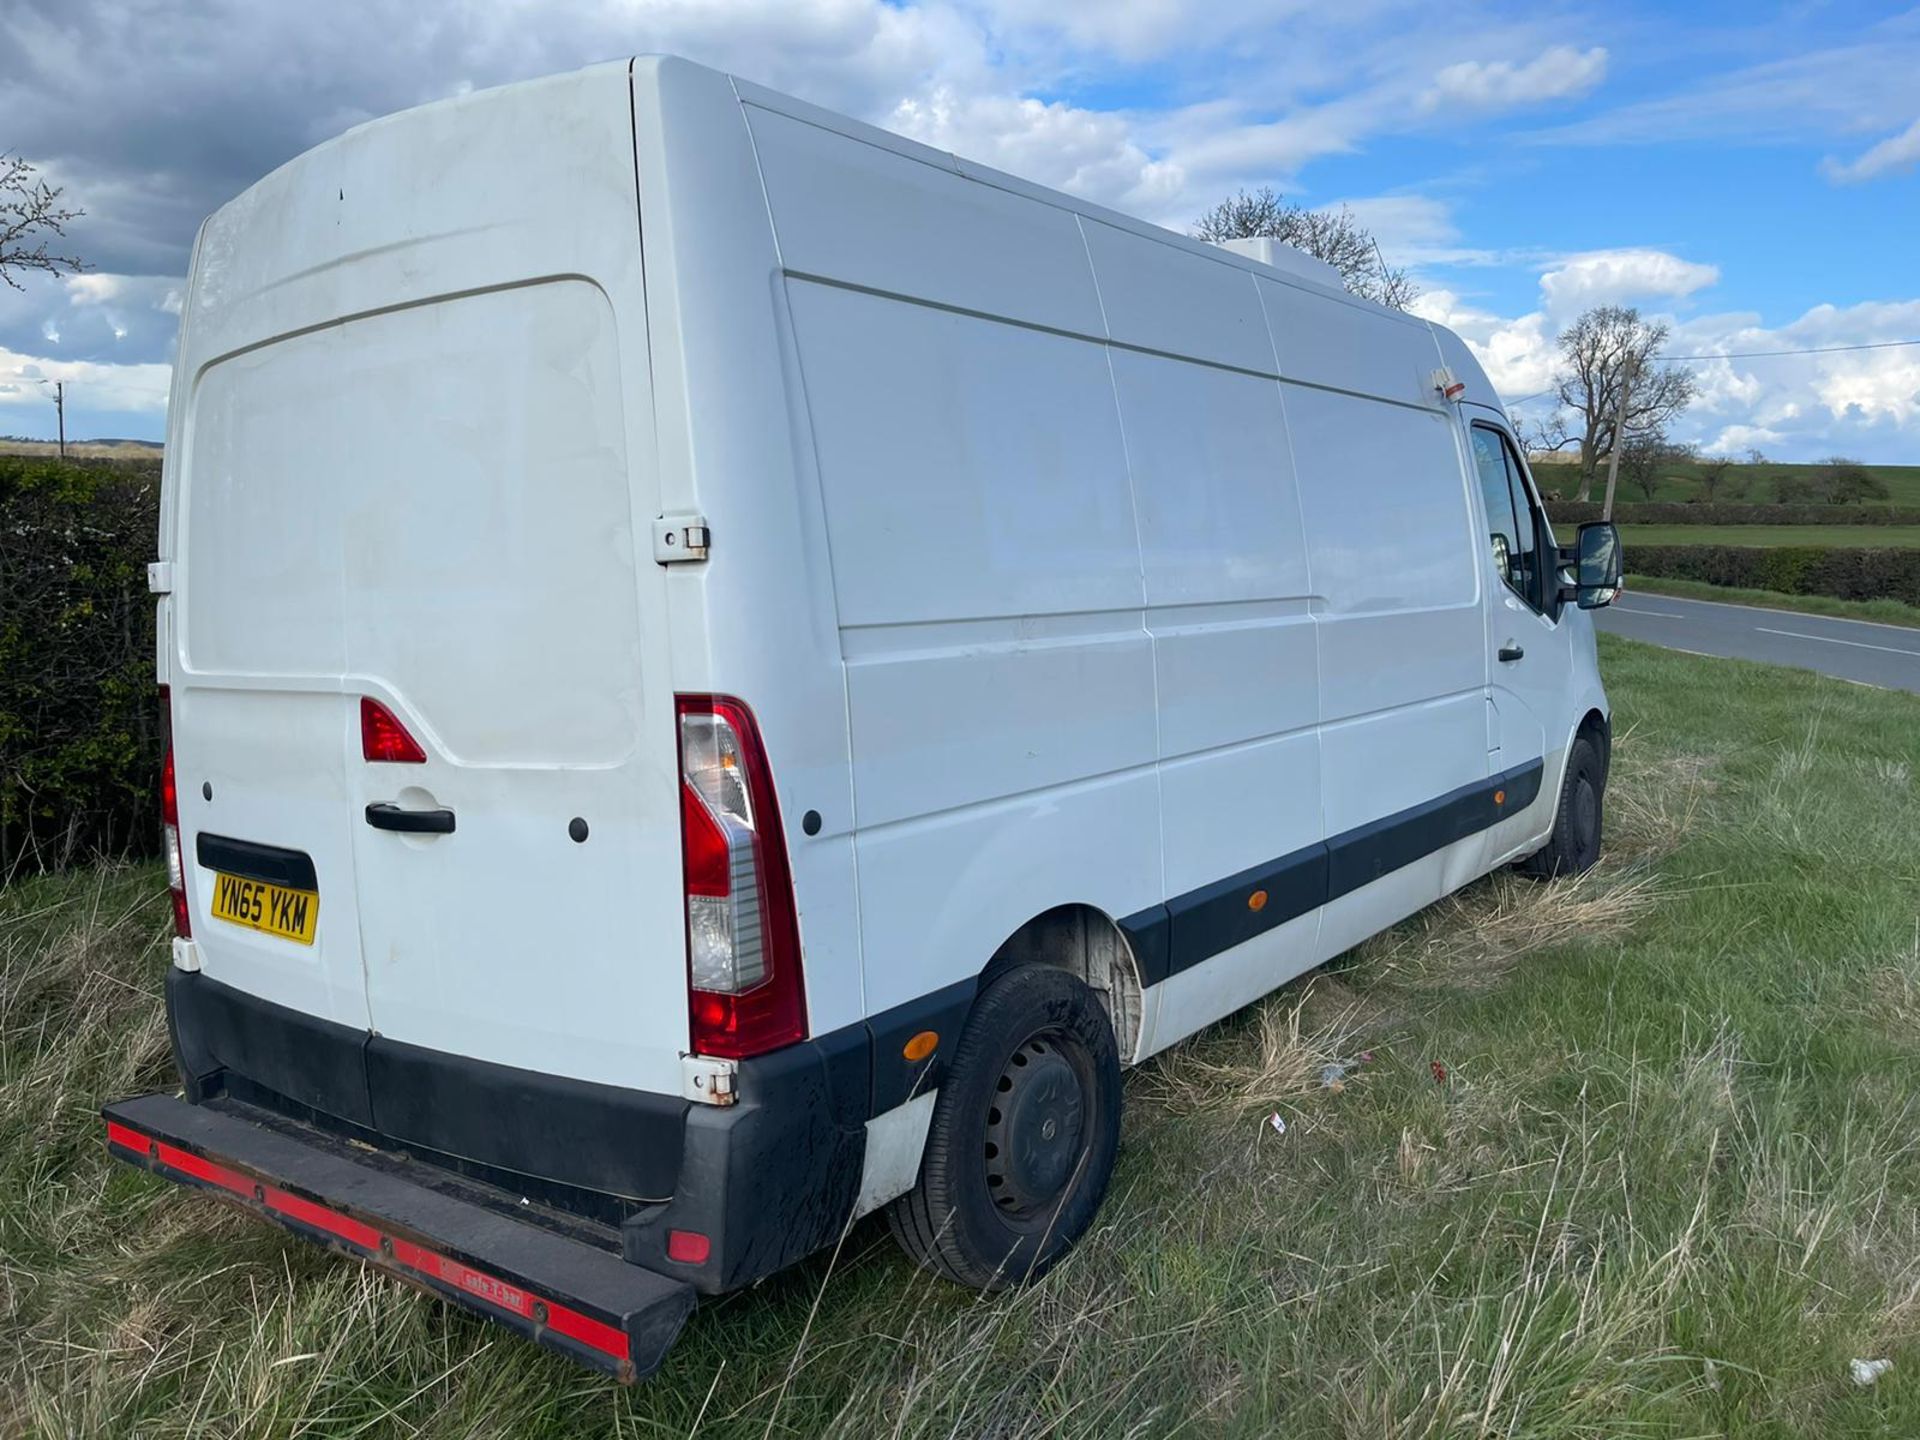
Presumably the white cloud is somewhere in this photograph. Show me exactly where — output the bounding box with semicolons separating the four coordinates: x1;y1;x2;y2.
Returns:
974;0;1289;64
1424;45;1606;112
64;273;128;306
888;86;1187;215
1527;22;1920;148
1410;288;1558;396
1705;423;1787;456
1416;281;1920;462
1538;248;1719;317
0;346;171;412
1822;117;1920;184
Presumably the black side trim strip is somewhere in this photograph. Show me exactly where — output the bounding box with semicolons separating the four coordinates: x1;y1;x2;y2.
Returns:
1326;760;1542;902
1168;845;1326;978
1117;906;1172;988
1125;759;1545;984
195;833;318;891
864;977;976;1116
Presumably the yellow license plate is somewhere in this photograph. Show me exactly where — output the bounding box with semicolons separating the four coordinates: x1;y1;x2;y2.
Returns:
209;872;319;945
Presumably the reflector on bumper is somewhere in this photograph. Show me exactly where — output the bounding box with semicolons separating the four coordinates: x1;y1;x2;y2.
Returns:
103;1093;695;1382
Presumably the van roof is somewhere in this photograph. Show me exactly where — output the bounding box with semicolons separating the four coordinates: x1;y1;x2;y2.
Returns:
201;54;1505;419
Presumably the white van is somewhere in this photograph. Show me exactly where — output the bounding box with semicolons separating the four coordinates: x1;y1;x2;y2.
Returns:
107;56;1623;1381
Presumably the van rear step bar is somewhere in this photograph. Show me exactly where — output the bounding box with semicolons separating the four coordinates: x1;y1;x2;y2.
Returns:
102;1093;695;1382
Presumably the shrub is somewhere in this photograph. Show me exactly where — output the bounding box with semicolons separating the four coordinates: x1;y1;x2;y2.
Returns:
1823;459;1890;504
0;456;160;873
1551;501;1920;526
1627;544;1920;607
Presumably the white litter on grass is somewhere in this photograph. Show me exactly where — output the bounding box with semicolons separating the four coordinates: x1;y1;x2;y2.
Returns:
1319;1063;1348;1090
1851;1357;1892;1387
1267;1112;1287;1135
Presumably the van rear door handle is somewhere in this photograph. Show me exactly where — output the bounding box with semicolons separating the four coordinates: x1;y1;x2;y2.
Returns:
1497;645;1525;662
364;802;456;835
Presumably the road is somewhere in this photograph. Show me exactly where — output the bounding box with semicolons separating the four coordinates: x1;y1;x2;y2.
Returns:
1595;590;1920;693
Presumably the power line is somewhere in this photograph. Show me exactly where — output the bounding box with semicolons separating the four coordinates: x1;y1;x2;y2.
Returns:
1500;336;1920;407
1663;337;1920;361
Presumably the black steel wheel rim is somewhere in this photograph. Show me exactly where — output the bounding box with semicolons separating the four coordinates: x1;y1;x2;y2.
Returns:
982;1031;1088;1223
1573;774;1600;858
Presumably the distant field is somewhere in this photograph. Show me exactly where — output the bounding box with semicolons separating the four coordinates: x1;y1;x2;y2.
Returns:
1533;457;1920;507
1618;524;1920;548
0;438;163;461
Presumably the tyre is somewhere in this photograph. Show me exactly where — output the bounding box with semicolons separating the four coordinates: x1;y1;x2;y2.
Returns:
1519;733;1605;878
886;964;1122;1290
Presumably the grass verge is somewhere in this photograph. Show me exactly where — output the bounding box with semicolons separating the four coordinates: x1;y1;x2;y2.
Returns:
4;634;1919;1436
1624;573;1920;629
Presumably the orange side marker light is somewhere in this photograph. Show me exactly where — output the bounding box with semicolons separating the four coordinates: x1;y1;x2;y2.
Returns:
903;1030;939;1062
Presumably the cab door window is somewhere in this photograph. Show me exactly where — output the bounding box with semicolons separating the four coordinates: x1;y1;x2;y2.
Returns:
1470;423;1546;612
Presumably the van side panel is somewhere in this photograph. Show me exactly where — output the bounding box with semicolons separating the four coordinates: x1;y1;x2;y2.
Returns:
631;60;880;1039
745;104;1106;336
1282;388;1485;834
743;103;1162;1021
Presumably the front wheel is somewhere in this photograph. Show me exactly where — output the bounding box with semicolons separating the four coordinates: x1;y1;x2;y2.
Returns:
886;965;1121;1290
1519;733;1605;878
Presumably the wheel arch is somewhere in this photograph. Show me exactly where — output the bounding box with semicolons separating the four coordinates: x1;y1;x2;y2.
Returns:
1574;705;1611;785
978;903;1146;1065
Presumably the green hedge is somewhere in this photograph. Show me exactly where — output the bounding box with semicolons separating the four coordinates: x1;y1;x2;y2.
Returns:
0;456;160;873
1627;544;1920;607
1553;501;1920;526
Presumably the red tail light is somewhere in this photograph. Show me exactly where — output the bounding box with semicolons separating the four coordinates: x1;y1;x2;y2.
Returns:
676;695;806;1059
361;697;427;763
160;685;190;937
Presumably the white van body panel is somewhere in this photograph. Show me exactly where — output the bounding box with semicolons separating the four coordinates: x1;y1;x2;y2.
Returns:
161;56;1607;1161
162;65;690;1093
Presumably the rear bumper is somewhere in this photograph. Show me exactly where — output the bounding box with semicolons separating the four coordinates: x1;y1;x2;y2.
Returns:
104;1092;695;1382
163;969;874;1296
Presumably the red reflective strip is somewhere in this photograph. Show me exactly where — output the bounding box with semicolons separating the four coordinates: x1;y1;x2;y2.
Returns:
542;1298;634;1358
105;1120;150;1152
154;1137;256;1200
106;1119;632;1363
266;1183;383;1251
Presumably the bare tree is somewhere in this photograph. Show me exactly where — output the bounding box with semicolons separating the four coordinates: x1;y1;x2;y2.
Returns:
1542;306;1696;501
1621;431;1682;502
1813;456;1888;504
1695;454;1736;502
1194;187;1417;310
0;153;84;289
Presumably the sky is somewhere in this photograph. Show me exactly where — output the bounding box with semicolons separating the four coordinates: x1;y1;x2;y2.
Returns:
2;0;1918;460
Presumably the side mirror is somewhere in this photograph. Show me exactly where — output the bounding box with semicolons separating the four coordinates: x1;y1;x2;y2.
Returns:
1572;521;1622;609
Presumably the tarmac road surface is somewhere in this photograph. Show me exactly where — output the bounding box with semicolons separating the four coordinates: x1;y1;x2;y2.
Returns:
1595;590;1920;694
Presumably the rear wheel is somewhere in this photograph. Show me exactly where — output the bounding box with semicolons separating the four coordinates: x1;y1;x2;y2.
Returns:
1519;733;1605;878
886;965;1121;1290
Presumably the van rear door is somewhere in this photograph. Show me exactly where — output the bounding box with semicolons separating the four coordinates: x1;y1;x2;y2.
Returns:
167;66;688;1099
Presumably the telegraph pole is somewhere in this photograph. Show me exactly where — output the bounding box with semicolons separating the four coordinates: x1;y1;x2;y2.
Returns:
50;380;66;460
1599;356;1636;521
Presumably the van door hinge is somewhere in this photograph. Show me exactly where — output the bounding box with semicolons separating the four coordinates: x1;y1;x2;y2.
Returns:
652;515;710;564
148;561;174;595
681;1054;738;1106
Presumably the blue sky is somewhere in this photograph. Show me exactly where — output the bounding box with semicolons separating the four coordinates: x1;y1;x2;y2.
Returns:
3;0;1917;458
